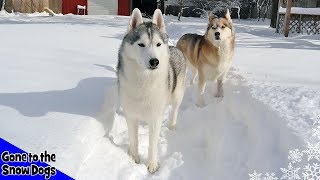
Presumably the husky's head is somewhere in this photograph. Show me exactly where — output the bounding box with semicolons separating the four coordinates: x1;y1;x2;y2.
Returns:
120;8;169;71
206;9;234;46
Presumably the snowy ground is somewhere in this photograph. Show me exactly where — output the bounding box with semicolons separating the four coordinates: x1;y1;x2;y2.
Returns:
0;11;319;180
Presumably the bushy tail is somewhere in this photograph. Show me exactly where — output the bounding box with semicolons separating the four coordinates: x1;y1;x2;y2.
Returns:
98;84;119;141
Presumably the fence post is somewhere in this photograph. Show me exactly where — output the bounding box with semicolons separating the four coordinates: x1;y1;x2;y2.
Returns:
284;0;292;37
299;14;302;33
275;0;283;33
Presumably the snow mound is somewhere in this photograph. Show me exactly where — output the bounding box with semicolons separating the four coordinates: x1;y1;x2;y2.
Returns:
73;70;302;179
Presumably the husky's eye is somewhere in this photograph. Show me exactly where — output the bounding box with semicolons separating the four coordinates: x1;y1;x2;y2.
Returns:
156;43;161;47
212;26;217;30
221;26;226;29
138;43;145;47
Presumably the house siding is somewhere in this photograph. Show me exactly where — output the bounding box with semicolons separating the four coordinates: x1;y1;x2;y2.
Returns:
88;0;117;15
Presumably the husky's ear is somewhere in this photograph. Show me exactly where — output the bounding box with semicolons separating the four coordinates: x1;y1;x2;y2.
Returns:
153;9;165;32
225;9;232;23
128;8;143;32
207;11;213;20
207;11;217;23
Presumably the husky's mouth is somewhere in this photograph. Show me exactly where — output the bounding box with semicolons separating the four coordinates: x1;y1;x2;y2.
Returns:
149;67;158;70
215;36;221;40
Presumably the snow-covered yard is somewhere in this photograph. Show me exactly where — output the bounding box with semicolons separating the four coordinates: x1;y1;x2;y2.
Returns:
0;12;319;180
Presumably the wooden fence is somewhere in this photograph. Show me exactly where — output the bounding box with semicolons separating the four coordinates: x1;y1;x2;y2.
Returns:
276;0;320;36
4;0;62;14
49;0;62;14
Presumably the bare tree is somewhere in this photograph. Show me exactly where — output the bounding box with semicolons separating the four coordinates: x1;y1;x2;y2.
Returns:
1;0;5;11
190;0;212;10
270;0;279;28
257;0;271;21
169;0;241;20
262;0;271;21
188;0;241;18
226;0;241;20
186;0;212;17
167;0;190;20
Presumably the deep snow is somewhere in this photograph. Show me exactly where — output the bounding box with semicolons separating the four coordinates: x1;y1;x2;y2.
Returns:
0;11;319;180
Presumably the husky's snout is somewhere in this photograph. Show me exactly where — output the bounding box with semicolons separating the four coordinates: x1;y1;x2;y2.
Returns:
149;58;159;69
215;32;220;40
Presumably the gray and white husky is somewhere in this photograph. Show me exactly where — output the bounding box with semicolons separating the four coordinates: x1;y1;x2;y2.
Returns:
117;8;186;173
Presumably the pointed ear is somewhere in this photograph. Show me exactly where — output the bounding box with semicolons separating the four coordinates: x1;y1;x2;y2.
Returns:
152;9;165;32
128;8;143;32
225;9;232;23
207;11;213;20
207;11;217;23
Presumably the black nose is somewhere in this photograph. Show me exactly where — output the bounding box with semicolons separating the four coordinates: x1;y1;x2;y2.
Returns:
215;32;220;36
149;58;159;69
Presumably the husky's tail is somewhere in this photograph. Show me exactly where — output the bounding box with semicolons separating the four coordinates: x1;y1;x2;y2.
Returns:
98;84;119;142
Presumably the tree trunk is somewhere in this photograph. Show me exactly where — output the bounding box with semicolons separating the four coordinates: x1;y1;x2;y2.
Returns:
270;0;279;28
263;0;271;21
178;6;182;21
284;0;292;37
0;0;4;11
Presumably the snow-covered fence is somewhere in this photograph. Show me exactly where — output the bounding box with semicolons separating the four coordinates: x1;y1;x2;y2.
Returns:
4;0;48;13
276;0;320;36
48;0;61;14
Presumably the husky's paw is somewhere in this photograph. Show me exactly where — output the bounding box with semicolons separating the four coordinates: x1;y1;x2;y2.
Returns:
131;155;140;164
215;95;224;98
196;96;206;107
196;100;206;108
167;124;176;131
215;91;224;98
147;161;159;173
128;151;140;164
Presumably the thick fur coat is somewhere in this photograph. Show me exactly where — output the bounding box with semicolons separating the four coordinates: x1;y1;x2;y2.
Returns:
177;10;235;106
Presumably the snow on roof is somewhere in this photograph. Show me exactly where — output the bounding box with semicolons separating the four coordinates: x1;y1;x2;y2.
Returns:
279;7;320;15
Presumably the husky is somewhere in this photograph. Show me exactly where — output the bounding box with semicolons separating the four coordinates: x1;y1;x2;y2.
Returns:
176;9;235;107
117;8;186;173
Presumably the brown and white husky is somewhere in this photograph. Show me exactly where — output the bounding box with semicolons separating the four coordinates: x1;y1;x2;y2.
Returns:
177;9;235;107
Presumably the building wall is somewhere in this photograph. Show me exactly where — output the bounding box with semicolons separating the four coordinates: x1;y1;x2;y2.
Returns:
62;0;87;15
88;0;117;15
118;0;130;15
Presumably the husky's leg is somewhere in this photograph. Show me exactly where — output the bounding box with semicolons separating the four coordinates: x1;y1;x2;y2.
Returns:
127;117;140;163
186;60;197;85
196;69;206;107
189;65;198;85
168;92;184;130
168;101;180;130
147;117;162;173
216;66;230;98
215;79;224;98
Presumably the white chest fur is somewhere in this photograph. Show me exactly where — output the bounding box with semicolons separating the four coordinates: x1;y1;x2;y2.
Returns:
119;67;168;121
204;44;233;81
